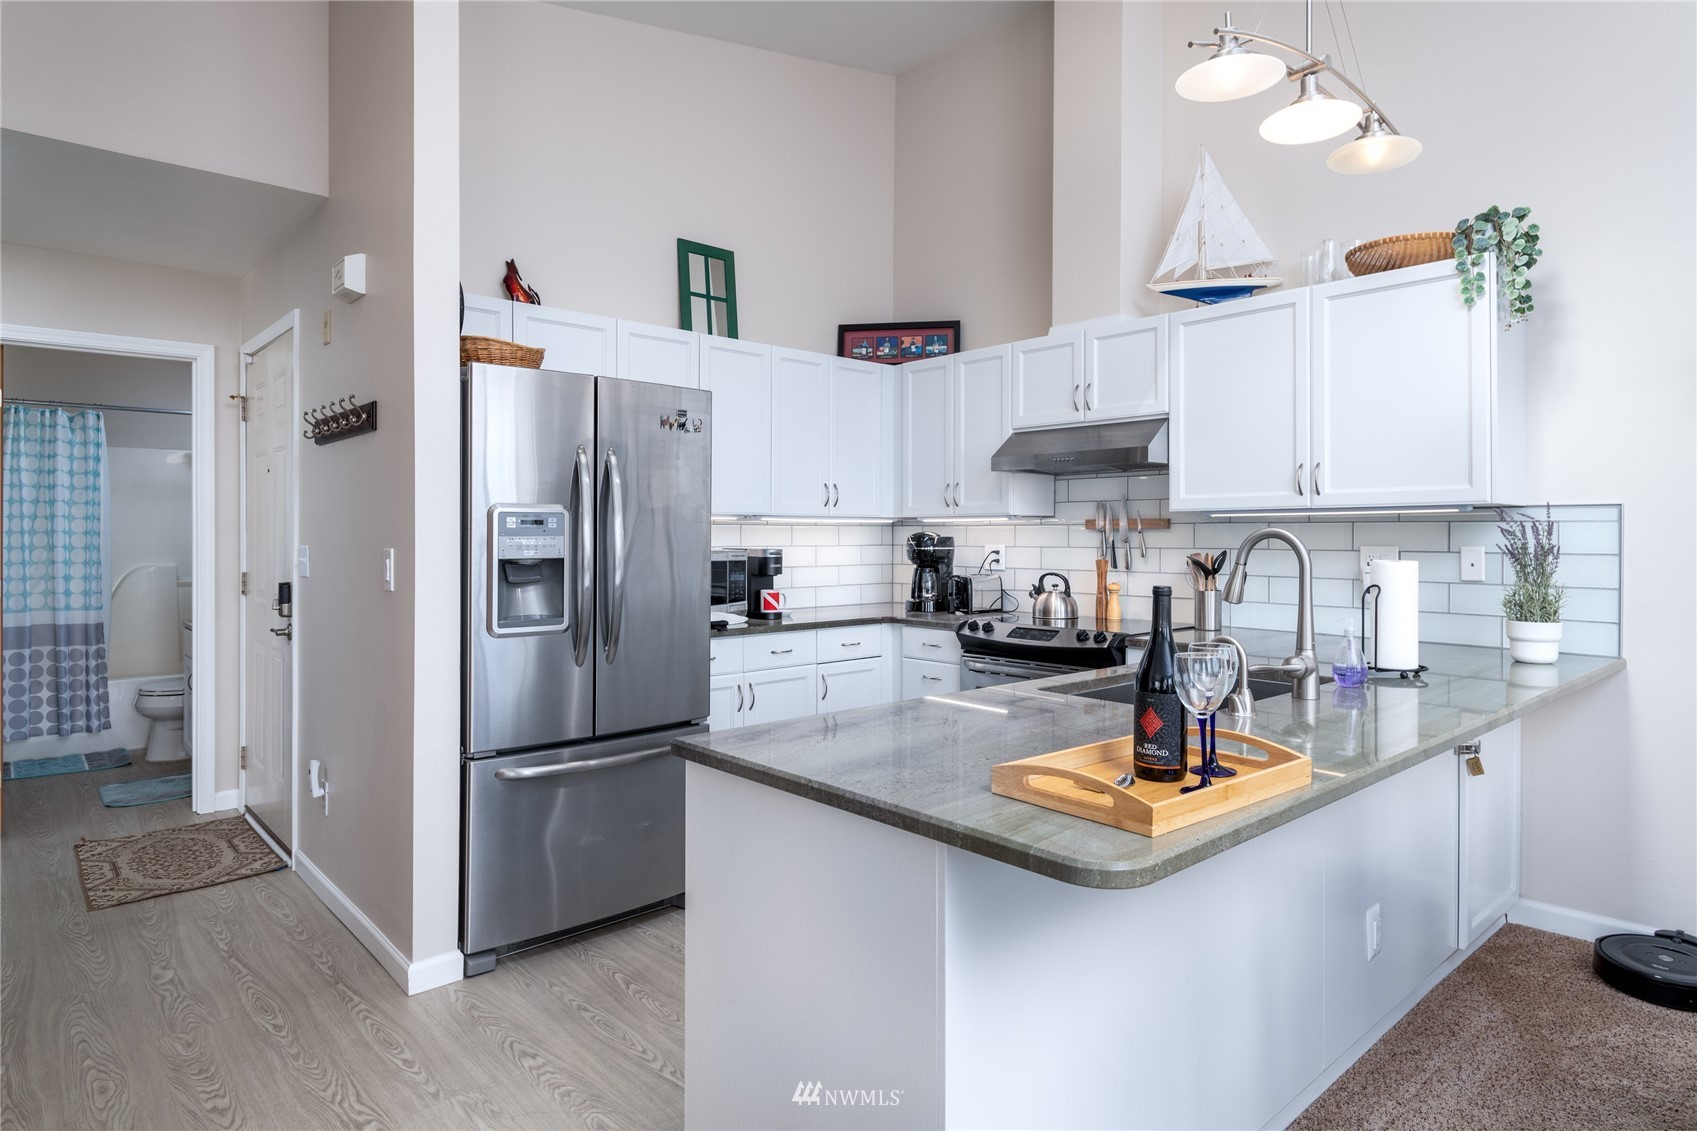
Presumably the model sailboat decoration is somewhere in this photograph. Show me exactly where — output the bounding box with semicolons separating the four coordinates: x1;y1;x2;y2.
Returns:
1149;149;1282;304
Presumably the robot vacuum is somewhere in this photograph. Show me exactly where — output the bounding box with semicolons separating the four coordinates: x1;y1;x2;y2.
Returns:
1593;929;1697;1011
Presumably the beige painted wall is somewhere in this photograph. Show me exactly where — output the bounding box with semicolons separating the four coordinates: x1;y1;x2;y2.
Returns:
1158;1;1696;928
239;0;432;963
0;1;329;196
460;2;896;352
893;4;1054;346
0;243;243;796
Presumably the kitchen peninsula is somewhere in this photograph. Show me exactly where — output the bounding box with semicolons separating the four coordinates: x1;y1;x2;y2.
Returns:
674;633;1623;1130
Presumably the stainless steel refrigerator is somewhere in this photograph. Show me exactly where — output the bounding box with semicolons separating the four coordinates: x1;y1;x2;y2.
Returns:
461;362;710;974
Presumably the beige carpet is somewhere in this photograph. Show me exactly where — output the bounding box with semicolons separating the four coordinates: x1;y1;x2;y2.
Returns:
74;814;285;910
1293;924;1697;1130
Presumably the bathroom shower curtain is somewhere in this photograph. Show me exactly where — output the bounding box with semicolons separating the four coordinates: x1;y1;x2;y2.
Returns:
2;405;113;741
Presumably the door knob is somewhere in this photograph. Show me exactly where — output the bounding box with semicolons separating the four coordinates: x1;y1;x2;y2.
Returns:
269;624;293;641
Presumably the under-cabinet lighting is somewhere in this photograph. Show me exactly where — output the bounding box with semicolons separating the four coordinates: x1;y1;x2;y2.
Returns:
1206;507;1471;519
712;516;893;525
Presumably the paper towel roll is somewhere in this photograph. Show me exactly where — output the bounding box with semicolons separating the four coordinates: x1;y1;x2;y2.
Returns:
1369;558;1420;671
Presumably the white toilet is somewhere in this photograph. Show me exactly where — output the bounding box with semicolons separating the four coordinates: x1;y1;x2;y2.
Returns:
135;679;186;762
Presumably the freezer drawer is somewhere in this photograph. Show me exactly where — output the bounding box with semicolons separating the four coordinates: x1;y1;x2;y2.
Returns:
461;724;699;961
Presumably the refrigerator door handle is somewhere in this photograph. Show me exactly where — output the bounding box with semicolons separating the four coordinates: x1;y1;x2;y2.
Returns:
492;744;672;780
571;444;594;668
601;445;627;664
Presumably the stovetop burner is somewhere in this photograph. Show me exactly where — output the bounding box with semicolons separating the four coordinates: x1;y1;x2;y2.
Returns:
955;614;1185;669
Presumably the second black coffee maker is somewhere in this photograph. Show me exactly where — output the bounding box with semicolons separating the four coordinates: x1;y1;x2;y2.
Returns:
905;531;955;613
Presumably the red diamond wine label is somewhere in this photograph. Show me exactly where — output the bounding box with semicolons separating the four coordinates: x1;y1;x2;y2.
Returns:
1139;706;1163;738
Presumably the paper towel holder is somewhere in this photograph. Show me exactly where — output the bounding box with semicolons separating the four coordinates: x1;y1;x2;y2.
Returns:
1360;584;1429;679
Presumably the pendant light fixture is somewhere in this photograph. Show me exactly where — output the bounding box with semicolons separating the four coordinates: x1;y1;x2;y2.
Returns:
1178;3;1420;174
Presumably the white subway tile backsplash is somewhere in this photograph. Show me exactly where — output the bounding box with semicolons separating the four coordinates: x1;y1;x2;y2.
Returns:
1351;521;1452;551
1446;583;1509;616
838;525;887;545
1419;582;1449;613
1404;551;1460;583
1554;522;1621;555
788;565;838;587
791;526;841;546
815;545;861;566
1561;588;1620;624
782;546;818;567
1016;525;1071;547
1417;612;1508;649
1559;621;1619;656
1555;555;1620;589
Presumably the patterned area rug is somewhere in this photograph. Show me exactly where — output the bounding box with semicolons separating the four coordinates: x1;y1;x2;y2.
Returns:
98;772;192;808
75;815;285;910
2;747;130;780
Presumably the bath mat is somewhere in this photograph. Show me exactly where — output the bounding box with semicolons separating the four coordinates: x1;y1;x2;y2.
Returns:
98;772;191;808
2;748;131;780
75;815;286;911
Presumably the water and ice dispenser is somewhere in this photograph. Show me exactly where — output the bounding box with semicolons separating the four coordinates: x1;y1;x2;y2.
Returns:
488;504;568;636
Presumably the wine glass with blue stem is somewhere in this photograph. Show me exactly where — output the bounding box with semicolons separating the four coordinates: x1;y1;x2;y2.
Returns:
1175;644;1236;792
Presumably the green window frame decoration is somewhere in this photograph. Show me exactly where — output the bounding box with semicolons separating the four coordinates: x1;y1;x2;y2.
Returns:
677;239;738;339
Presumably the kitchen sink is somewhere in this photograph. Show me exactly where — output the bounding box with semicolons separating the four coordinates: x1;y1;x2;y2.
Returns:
1072;674;1334;706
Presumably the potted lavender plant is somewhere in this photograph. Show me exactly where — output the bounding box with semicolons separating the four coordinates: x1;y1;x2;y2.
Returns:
1497;506;1565;663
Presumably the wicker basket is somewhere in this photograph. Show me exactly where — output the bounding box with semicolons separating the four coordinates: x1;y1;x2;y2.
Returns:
460;335;545;368
1345;232;1454;277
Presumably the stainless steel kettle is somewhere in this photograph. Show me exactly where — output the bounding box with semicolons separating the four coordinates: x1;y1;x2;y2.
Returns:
1028;572;1079;626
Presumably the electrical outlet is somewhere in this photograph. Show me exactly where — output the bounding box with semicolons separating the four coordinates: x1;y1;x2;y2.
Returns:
1365;903;1382;961
322;309;332;345
983;544;1005;572
1460;545;1486;582
1360;545;1399;583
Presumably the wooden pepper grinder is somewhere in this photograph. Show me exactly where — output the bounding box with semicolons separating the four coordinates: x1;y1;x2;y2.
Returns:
1095;559;1109;623
1106;582;1122;628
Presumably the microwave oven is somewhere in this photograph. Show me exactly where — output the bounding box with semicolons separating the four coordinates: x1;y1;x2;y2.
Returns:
710;548;748;614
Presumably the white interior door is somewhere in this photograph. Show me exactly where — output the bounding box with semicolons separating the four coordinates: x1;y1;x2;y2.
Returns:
242;332;295;850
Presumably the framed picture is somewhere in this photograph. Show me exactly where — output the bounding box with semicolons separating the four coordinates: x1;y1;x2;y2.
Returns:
837;321;960;365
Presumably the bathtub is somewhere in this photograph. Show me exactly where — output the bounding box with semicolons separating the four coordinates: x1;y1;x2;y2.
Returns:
2;674;169;762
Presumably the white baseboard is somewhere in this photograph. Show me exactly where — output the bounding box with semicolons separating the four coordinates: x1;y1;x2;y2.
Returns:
212;788;241;812
294;850;464;995
1508;897;1655;942
1265;917;1508;1130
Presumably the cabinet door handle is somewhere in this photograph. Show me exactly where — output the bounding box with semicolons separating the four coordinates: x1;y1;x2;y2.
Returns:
840;641;861;648
770;648;793;655
944;483;951;506
954;482;961;508
749;682;756;711
832;483;839;507
1296;463;1305;497
823;482;830;507
921;641;942;649
820;672;829;701
1072;385;1081;411
736;684;744;713
1086;381;1096;411
1313;462;1322;496
922;674;943;682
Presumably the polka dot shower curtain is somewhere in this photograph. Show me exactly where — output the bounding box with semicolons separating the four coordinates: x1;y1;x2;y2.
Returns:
2;405;112;741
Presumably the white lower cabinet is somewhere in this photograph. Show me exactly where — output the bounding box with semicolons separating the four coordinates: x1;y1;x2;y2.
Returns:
901;657;959;698
1458;719;1521;948
817;657;885;713
708;672;746;730
744;666;820;725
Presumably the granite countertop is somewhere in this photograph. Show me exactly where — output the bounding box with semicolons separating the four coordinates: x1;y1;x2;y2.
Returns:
712;602;969;637
673;628;1625;889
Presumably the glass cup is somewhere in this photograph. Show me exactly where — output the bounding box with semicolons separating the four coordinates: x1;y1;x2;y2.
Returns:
1175;643;1238;792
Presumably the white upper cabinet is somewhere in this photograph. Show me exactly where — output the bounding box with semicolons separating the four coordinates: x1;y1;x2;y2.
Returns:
830;358;894;517
1009;331;1085;430
462;293;513;341
617;320;699;389
511;304;617;376
1084;316;1167;421
899;347;1053;519
1168;258;1525;514
701;336;772;516
899;356;954;516
1169;289;1311;513
1309;258;1499;507
770;348;832;515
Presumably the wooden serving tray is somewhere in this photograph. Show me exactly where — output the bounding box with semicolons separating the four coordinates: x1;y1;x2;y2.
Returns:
991;726;1311;837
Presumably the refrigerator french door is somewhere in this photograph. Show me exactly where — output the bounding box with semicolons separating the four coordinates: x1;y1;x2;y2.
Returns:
461;363;710;973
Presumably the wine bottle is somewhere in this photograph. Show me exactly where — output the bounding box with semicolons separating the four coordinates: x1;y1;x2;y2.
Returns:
1132;585;1189;783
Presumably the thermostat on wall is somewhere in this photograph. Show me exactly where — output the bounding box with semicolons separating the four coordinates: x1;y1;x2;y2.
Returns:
331;253;367;303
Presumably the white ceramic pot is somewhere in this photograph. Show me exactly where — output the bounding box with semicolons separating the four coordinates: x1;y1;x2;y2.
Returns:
1506;619;1563;665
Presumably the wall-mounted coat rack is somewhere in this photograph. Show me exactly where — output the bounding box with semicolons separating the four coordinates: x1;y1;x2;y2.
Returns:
303;397;377;445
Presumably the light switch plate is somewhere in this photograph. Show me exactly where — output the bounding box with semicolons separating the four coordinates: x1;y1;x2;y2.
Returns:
1460;546;1486;581
322;310;332;345
1360;546;1399;583
1365;903;1382;961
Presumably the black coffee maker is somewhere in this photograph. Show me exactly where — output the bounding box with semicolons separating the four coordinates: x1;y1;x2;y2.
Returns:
905;532;955;613
747;549;785;620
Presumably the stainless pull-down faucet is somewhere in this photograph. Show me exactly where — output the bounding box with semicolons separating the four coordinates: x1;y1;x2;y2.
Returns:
1220;527;1320;700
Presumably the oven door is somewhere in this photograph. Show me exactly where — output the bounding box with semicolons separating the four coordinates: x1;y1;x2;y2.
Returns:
960;654;1086;690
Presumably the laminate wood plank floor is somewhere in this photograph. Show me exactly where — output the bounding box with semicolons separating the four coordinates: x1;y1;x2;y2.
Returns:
2;759;685;1130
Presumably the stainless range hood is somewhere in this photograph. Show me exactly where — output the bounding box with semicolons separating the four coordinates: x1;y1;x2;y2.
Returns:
990;418;1168;476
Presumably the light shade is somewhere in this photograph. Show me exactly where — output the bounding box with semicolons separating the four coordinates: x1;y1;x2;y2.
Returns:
1327;114;1423;173
1175;44;1286;102
1259;77;1361;144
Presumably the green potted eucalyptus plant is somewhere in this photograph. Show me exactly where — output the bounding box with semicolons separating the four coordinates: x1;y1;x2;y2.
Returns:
1497;506;1565;663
